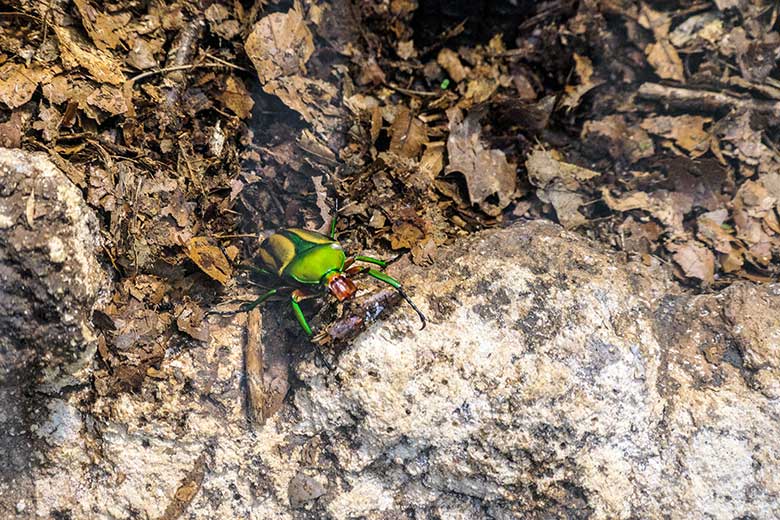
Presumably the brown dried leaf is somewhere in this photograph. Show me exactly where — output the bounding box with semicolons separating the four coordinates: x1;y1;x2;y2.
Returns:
86;85;129;115
0;63;52;109
389;107;428;159
0;111;26;148
437;48;467;82
389;222;425;250
560;54;604;111
582;115;655;163
526;149;600;230
671;241;715;284
645;40;684;82
73;0;130;51
33;106;62;142
245;9;314;83
219;75;254;119
697;209;734;254
126;37;161;70
641;115;710;155
54;25;126;85
184;237;232;284
419;143;445;180
602;187;692;238
263;76;342;141
526;148;600;191
175;303;209;342
445;109;516;216
544;190;589;230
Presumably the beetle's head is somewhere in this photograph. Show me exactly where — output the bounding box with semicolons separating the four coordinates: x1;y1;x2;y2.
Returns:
325;272;357;301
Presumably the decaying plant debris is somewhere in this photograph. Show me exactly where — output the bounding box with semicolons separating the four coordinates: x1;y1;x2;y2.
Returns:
1;0;780;402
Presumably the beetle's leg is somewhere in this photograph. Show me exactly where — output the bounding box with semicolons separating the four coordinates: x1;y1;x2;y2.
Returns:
209;288;278;316
291;289;313;336
354;255;388;268
365;269;426;330
344;264;366;276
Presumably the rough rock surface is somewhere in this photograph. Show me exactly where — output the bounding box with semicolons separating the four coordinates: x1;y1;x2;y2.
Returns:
2;157;779;518
0;148;110;517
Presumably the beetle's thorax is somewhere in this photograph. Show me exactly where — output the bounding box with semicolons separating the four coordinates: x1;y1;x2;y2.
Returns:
324;271;356;301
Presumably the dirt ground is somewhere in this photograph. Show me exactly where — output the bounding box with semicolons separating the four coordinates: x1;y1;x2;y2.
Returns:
1;0;779;391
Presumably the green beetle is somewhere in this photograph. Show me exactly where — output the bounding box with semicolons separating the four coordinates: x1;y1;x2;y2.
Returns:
226;220;426;337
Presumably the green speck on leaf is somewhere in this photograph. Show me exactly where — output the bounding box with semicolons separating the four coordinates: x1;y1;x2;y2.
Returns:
440;79;450;90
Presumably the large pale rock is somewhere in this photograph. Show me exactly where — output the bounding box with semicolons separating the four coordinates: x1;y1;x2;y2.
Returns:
9;212;780;518
0;148;110;517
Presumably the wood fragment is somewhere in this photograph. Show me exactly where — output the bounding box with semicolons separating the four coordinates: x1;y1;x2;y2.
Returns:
638;82;780;116
244;308;265;426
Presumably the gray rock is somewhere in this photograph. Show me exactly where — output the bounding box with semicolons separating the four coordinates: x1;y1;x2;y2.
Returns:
3;155;778;519
0;148;110;518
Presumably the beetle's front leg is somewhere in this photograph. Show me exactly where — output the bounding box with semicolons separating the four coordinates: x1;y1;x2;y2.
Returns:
290;289;314;336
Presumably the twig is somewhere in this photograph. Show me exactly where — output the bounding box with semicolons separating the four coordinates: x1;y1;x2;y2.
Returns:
637;82;780;116
384;82;440;98
204;52;250;72
244;308;265;426
127;63;205;84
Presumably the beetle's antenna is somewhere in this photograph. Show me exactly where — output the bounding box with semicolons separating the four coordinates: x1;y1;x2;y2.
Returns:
396;287;427;330
329;198;339;239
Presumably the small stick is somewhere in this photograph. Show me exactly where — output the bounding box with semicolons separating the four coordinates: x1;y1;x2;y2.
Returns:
244;308;265;426
637;82;780;116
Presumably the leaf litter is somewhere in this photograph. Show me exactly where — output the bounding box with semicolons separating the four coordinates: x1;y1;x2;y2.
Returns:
3;0;780;415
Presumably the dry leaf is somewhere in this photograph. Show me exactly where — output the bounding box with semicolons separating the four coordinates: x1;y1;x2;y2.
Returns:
560;54;604;111
0;111;27;148
445;108;516;216
86;85;129;115
175;303;209;342
582;115;655;163
671;241;715;284
389;107;428;159
641;115;711;155
526;148;600;229
437;48;467;82
245;9;314;83
389;222;425;250
73;0;130;51
185;237;232;284
219;75;254;119
526;148;601;191
54;25;126;85
645;40;685;82
697;209;734;254
419;143;445;180
0;63;52;109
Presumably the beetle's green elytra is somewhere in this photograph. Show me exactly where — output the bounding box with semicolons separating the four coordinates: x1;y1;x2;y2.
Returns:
219;221;427;338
